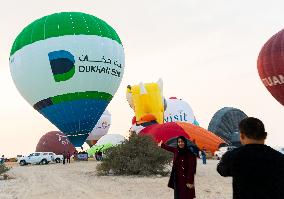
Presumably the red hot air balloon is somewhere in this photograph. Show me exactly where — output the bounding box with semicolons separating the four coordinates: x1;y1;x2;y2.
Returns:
139;122;226;154
36;131;76;155
257;29;284;106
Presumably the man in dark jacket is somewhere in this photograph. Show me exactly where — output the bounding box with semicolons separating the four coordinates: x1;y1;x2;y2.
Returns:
217;117;284;199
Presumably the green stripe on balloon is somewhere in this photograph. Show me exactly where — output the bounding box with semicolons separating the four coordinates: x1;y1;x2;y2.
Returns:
10;12;122;56
51;91;113;105
33;91;113;111
53;67;75;82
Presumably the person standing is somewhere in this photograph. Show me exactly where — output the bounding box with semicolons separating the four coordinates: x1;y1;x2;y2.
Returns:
97;151;103;161
94;152;99;161
66;151;71;164
159;136;197;199
73;150;78;161
200;148;207;164
0;155;4;164
217;117;284;199
62;151;66;165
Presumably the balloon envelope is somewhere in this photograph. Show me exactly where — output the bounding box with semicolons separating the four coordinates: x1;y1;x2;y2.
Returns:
126;80;164;124
208;107;247;147
9;12;125;146
96;134;126;146
87;143;114;157
257;29;284;106
140;122;226;153
36;131;76;155
86;110;111;146
164;97;195;124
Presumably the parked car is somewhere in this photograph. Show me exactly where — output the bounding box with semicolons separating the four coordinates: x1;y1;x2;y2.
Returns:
16;155;23;161
214;146;237;159
18;152;63;166
76;152;88;161
51;153;63;163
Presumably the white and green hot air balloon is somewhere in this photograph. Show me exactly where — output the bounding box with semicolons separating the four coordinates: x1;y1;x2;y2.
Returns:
9;12;125;146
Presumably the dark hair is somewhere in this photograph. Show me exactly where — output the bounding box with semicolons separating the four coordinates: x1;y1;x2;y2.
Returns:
177;136;188;154
239;117;267;140
177;136;187;147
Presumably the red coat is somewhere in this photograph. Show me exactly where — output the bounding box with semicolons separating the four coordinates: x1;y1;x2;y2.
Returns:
162;143;197;199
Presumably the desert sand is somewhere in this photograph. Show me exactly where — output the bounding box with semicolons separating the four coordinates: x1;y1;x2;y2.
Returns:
0;159;232;199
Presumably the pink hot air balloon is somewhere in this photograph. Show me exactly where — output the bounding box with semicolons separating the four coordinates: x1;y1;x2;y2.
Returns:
257;29;284;106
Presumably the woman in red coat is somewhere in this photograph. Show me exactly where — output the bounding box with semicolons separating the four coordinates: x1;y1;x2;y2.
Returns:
159;136;197;199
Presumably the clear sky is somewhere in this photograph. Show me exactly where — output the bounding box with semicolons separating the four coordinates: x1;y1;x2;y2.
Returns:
1;0;284;157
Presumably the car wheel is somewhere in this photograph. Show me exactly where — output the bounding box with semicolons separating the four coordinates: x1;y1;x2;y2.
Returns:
20;160;26;166
41;159;48;165
55;158;60;163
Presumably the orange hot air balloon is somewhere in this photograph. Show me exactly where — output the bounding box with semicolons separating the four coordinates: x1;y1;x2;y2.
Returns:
139;122;226;154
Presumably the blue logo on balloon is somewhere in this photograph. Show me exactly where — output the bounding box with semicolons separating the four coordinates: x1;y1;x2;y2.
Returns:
48;50;75;82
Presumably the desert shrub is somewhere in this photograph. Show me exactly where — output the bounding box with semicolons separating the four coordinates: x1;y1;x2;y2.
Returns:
97;133;172;176
0;164;10;175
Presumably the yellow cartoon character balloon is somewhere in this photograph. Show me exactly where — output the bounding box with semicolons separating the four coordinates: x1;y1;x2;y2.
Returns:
126;79;165;124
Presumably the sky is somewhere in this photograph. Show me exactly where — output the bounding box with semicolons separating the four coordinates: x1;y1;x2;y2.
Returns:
1;0;284;157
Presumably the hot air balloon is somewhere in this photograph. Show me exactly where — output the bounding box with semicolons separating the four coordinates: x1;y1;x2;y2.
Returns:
87;134;125;157
9;12;125;146
164;97;198;124
126;79;165;124
87;143;114;157
257;29;284;106
96;134;126;146
130;114;159;133
36;131;76;155
139;122;226;154
86;110;111;147
208;107;247;147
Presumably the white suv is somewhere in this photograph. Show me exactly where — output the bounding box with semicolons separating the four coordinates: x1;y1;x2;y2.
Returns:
18;152;62;166
52;153;64;163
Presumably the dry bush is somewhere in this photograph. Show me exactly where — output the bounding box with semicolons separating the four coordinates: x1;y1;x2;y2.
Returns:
97;133;172;176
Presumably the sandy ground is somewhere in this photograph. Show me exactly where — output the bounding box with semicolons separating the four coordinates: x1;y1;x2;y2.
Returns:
0;159;232;199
